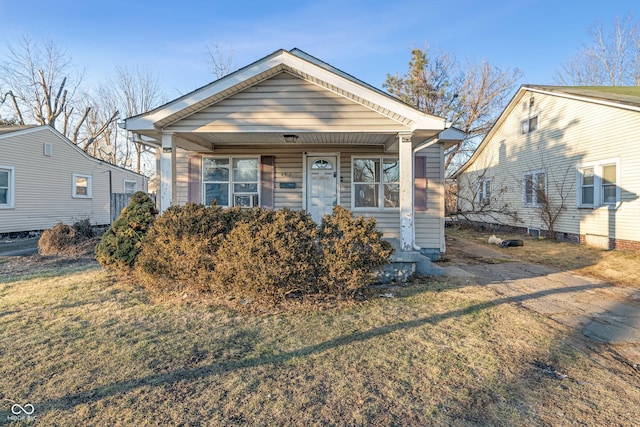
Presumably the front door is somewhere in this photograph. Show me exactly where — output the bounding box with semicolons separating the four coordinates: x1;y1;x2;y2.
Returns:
307;156;338;223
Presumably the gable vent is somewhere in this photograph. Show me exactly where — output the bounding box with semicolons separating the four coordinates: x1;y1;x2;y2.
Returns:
44;142;53;157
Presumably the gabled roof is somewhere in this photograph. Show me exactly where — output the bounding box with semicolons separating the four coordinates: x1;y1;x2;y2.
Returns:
124;48;446;134
0;125;146;177
453;84;640;177
526;85;640;109
0;125;36;135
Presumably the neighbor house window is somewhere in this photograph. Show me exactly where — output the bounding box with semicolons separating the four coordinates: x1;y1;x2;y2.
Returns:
521;115;539;134
523;169;545;206
577;159;620;207
203;157;259;207
73;174;92;198
124;180;137;194
477;179;491;205
0;166;15;208
352;157;399;209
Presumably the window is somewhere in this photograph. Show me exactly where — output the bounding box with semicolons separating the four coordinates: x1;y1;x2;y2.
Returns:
203;157;259;207
577;159;620;208
521;115;538;134
0;166;15;208
522;169;545;206
352;157;399;209
124;180;137;194
477;179;491;205
73;174;92;198
602;165;617;205
580;167;595;205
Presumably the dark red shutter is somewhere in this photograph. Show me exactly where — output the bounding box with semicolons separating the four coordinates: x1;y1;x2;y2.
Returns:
414;156;427;211
260;155;275;208
187;155;202;204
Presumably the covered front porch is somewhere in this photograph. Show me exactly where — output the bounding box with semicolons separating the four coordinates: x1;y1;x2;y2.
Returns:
124;49;463;258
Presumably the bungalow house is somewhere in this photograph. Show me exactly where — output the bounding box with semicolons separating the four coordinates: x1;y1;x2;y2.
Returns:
0;125;148;235
455;85;640;251
123;49;464;267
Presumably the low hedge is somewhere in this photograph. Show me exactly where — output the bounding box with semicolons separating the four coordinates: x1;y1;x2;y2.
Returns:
132;205;394;303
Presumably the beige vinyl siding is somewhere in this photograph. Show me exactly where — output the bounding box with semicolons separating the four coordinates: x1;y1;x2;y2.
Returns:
415;144;445;251
273;153;303;210
459;89;640;243
0;128;146;233
165;72;407;133
174;145;416;240
175;148;189;205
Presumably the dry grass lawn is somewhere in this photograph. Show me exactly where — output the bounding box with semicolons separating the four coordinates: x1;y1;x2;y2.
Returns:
446;227;640;289
1;254;639;426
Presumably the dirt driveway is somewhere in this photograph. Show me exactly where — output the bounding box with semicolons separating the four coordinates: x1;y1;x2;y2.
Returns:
442;235;640;370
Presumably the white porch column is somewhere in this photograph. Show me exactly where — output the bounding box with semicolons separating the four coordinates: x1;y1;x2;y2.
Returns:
159;132;175;213
398;132;414;251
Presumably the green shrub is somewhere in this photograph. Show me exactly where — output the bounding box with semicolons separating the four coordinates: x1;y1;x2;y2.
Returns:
95;191;157;270
134;204;246;291
212;208;319;301
318;206;394;296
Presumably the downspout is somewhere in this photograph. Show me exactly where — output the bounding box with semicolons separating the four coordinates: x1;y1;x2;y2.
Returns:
108;170;113;224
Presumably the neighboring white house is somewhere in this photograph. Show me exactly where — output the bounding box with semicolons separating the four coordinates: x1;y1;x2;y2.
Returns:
0;125;148;234
455;85;640;251
124;49;464;261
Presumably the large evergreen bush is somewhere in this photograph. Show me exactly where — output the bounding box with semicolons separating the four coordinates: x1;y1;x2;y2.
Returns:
95;191;157;270
211;208;319;301
317;206;394;296
134;204;246;290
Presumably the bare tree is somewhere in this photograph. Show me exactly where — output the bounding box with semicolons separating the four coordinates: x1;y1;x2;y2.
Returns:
454;167;521;226
206;43;236;79
384;47;522;173
109;66;165;172
534;157;575;242
0;35;116;145
555;15;640;86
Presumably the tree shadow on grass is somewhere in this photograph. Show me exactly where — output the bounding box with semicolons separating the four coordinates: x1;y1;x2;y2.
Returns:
27;281;612;417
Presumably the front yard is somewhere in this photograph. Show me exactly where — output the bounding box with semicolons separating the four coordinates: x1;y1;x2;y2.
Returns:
445;227;640;289
1;247;639;426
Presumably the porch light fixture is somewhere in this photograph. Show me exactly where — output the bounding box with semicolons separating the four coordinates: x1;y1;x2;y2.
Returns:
283;134;299;143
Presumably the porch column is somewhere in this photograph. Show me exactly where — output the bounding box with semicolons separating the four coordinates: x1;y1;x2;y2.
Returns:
159;132;175;213
399;132;414;251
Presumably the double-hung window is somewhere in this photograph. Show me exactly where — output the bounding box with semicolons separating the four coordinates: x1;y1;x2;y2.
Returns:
352;157;399;209
203;157;259;207
124;180;137;194
73;174;92;198
523;169;546;207
477;179;491;205
0;166;15;208
521;115;539;134
577;159;619;208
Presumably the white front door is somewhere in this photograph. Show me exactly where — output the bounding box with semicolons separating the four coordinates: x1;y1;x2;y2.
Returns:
307;156;338;223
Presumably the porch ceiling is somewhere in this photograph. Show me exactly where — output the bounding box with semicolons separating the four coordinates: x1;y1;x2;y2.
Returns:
173;131;398;152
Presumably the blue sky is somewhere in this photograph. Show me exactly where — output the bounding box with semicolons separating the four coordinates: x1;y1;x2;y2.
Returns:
0;0;637;99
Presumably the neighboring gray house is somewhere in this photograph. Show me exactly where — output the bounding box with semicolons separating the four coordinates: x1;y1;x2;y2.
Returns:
123;48;463;262
0;125;148;234
455;85;640;251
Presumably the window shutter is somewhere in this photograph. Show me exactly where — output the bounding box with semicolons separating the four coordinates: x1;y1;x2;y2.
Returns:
414;156;427;211
260;155;275;208
187;155;202;204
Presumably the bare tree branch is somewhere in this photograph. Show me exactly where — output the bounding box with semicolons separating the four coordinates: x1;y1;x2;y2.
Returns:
385;46;522;174
206;43;236;79
555;14;640;85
